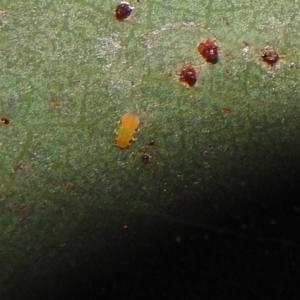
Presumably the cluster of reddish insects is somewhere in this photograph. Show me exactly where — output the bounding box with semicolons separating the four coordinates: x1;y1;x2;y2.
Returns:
178;42;281;88
113;1;283;161
114;1;282;90
178;39;220;88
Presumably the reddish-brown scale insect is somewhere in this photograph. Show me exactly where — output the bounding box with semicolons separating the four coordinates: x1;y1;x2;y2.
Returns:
63;180;72;189
141;153;152;164
1;117;9;125
19;203;26;210
115;1;134;21
178;64;197;87
222;107;232;114
225;68;232;75
197;39;219;63
18;163;25;169
51;97;62;108
260;47;279;66
12;162;25;173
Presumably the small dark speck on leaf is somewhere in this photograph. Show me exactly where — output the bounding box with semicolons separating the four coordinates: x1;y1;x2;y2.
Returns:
51;98;62;107
289;62;295;69
147;140;155;147
19;203;26;210
141;153;152;164
225;68;232;75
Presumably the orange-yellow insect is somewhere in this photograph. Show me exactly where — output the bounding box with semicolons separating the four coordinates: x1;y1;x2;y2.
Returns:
116;111;140;148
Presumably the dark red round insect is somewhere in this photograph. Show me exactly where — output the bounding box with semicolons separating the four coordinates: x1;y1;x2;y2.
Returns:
178;64;197;87
197;39;219;63
115;2;134;21
1;117;9;125
260;47;279;66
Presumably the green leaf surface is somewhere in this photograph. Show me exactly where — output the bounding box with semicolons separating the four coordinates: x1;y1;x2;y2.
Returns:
0;0;299;298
